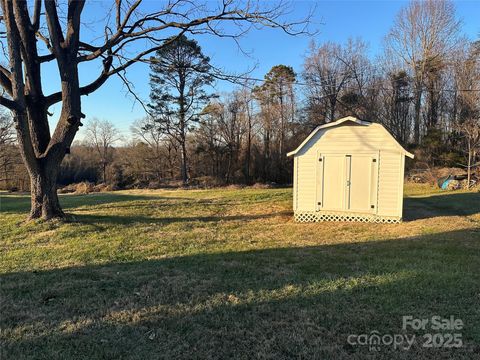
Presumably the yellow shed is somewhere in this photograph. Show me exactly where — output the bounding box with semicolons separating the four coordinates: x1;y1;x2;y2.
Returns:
287;116;414;223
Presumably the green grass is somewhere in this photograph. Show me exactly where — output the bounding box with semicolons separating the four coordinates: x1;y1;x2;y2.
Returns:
1;184;480;359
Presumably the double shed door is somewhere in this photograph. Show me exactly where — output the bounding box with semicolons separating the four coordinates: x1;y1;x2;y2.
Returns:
316;152;378;213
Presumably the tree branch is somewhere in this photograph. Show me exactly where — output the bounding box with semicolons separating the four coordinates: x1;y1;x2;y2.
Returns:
44;0;65;54
31;0;41;31
65;0;85;49
0;96;19;111
45;55;114;107
0;65;12;95
76;1;313;63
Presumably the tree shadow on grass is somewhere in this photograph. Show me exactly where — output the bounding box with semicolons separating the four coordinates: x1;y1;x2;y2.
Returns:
72;210;293;225
2;229;480;359
404;191;480;221
0;193;190;214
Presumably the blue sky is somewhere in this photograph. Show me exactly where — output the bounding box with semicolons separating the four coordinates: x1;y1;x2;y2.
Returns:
48;0;479;138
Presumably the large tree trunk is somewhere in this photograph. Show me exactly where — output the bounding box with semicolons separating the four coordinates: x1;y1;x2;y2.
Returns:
29;163;64;220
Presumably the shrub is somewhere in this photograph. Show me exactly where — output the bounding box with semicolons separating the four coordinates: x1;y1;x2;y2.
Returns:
74;181;95;194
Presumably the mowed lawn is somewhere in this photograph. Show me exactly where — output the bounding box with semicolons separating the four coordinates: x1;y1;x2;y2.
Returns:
1;184;480;359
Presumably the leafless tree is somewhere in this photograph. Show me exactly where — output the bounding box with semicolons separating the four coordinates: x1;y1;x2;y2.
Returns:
303;41;351;123
0;0;311;219
454;119;480;187
85;118;121;184
386;0;461;144
335;38;381;120
239;83;256;184
0;111;14;147
451;40;480;124
131;117;167;180
0;112;15;187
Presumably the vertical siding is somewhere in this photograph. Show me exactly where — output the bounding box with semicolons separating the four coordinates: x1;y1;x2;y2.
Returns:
398;154;406;218
293;157;298;210
377;151;402;217
296;152;317;211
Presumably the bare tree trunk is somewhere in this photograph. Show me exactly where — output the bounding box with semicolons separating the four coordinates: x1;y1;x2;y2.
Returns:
467;142;472;188
329;96;336;122
29;163;64;220
225;148;232;184
180;140;188;185
413;86;422;144
103;161;107;183
245;119;252;184
263;130;270;182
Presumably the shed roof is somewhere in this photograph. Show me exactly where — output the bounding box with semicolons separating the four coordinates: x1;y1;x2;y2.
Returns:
287;116;414;158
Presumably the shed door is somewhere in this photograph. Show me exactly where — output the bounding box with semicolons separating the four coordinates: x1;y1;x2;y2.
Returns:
318;153;377;213
346;154;376;213
318;154;345;211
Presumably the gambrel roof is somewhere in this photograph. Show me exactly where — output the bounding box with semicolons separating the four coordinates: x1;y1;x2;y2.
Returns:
287;116;414;158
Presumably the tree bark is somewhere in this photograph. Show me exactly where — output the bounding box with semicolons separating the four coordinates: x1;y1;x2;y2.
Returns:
29;162;64;220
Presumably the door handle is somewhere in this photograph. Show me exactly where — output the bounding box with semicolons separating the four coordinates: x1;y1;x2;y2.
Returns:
346;180;351;186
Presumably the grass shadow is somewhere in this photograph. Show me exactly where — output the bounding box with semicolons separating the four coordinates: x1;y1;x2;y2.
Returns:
0;192;189;214
404;191;480;221
2;229;480;359
72;210;293;225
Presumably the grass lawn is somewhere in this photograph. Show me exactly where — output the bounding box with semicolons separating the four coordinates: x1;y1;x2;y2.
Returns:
1;184;480;359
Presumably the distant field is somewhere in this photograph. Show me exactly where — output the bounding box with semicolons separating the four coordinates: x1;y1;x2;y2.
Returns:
1;184;479;359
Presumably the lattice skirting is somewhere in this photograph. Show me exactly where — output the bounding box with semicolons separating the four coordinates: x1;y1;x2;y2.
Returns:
294;211;401;223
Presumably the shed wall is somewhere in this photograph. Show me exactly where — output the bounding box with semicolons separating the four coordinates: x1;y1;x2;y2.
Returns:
295;151;317;211
377;152;403;217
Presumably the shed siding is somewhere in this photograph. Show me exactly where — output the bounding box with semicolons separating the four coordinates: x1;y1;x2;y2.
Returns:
377;152;402;217
293;157;298;210
296;152;316;211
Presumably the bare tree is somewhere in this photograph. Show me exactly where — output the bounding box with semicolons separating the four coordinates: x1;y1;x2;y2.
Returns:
195;102;224;179
0;112;15;188
0;111;14;147
454;119;480;187
131;117;167;180
451;40;480;124
0;0;311;219
239;84;256;184
254;65;296;181
386;0;461;144
85;118;121;184
337;38;381;120
303;41;350;123
379;70;413;144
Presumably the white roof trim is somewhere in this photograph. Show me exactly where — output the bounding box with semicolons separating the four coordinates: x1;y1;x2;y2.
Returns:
287;116;414;159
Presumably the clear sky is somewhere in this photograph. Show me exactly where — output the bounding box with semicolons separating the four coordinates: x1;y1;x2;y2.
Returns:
49;0;479;139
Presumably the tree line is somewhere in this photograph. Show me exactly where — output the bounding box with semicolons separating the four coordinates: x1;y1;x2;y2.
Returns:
0;0;478;199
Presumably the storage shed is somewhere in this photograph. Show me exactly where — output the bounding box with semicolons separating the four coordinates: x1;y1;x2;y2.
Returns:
287;116;414;223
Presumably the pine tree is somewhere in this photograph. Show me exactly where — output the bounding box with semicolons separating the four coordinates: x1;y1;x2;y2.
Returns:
148;35;215;185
